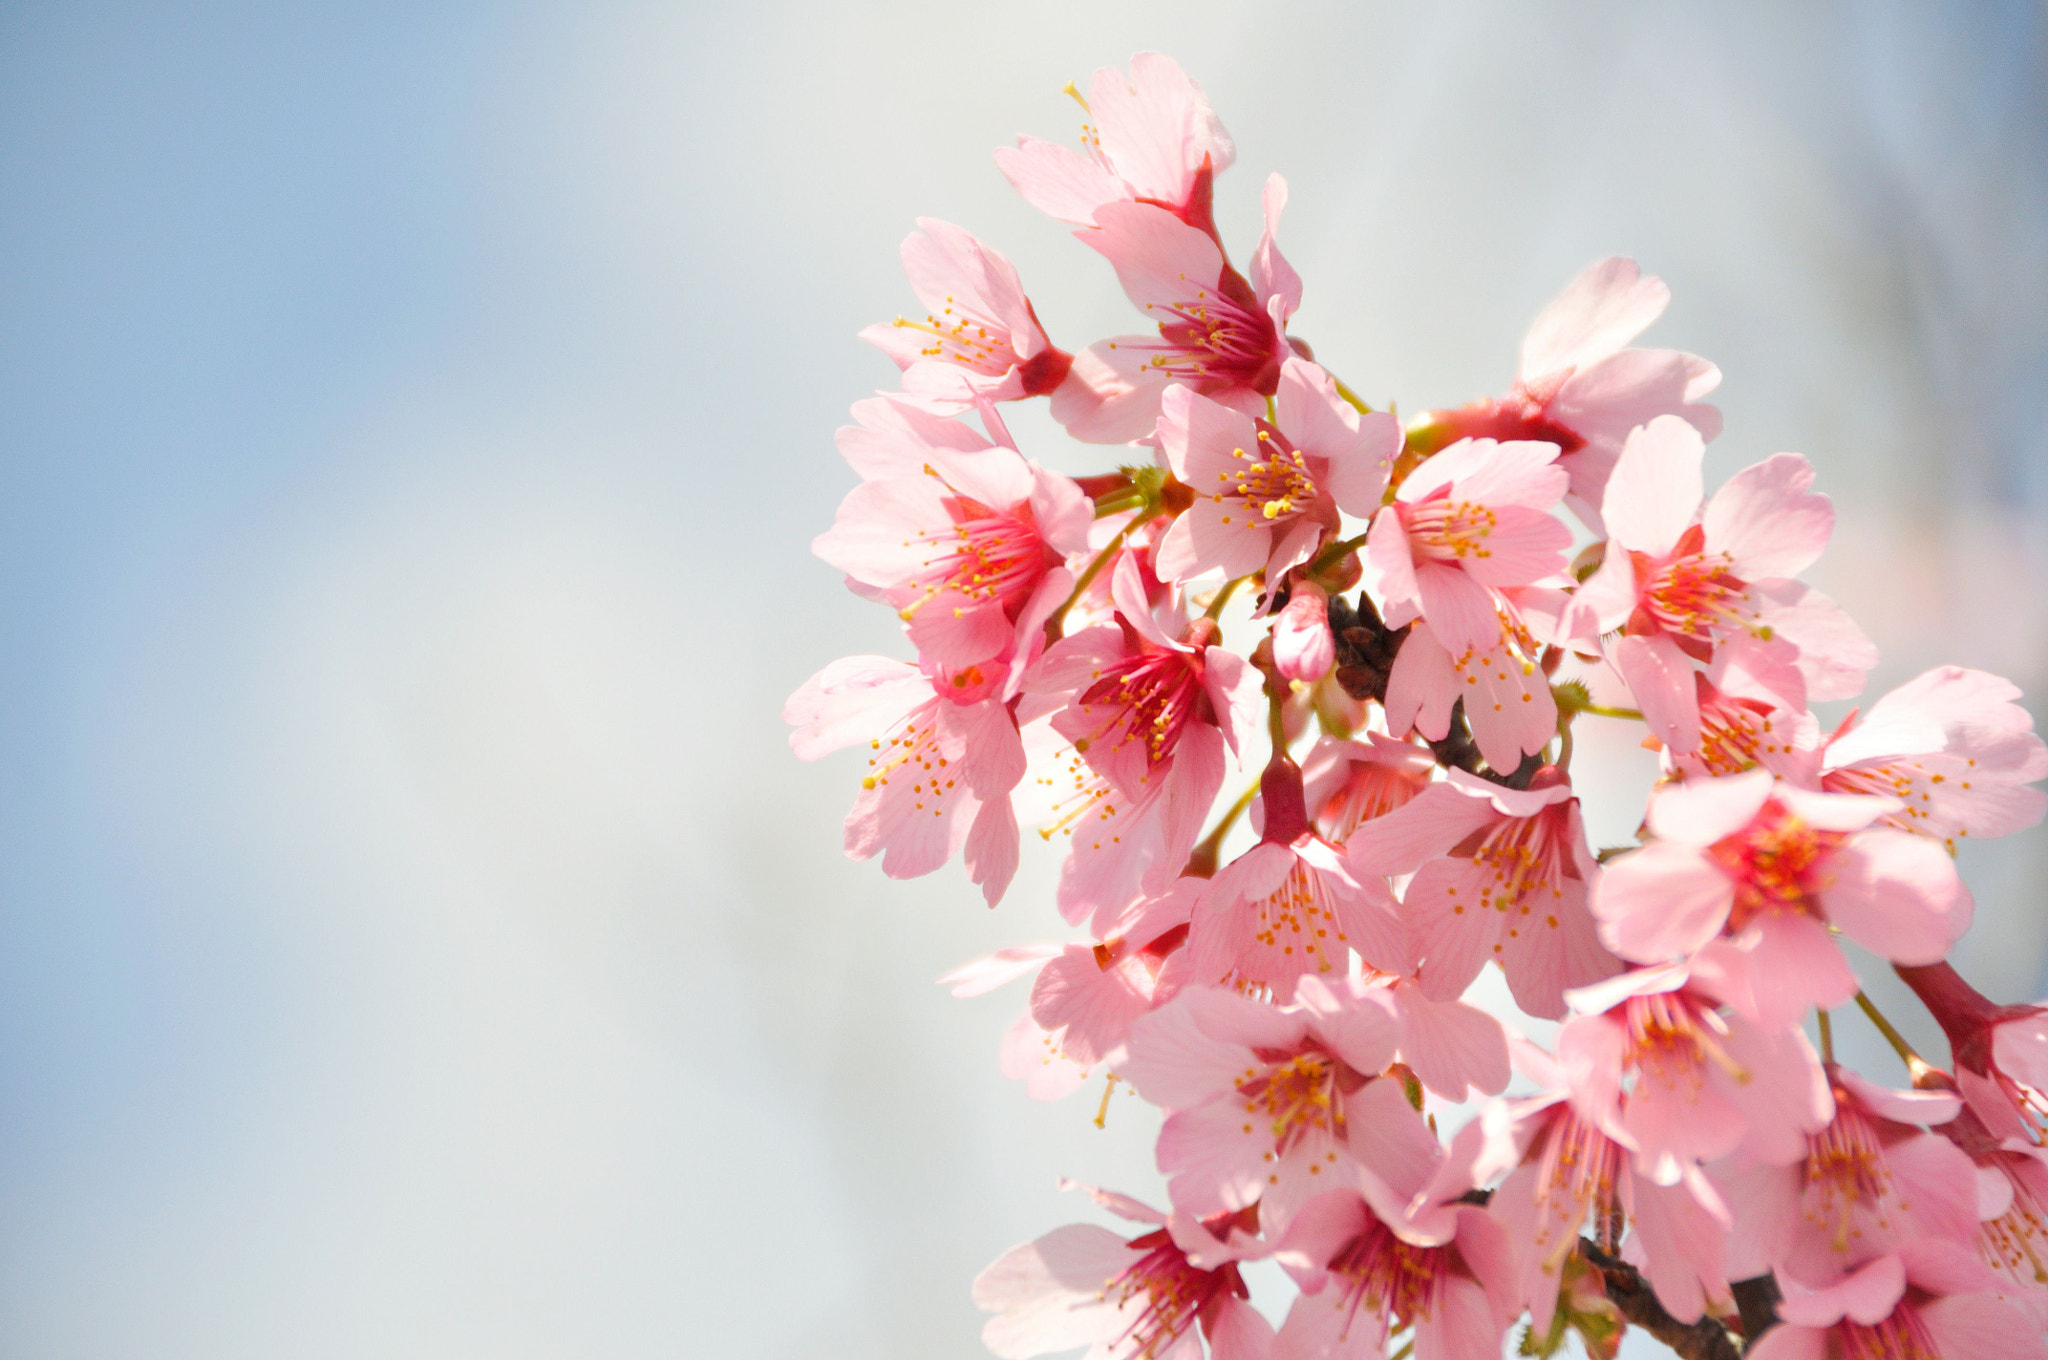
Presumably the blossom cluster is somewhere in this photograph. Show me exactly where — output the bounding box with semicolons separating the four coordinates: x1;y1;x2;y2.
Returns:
787;53;2048;1360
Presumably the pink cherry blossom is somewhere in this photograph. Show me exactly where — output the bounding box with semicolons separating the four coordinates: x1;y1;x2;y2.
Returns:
1381;608;1562;775
975;1190;1273;1360
1270;1166;1517;1360
859;218;1074;407
1720;1066;1979;1291
1559;963;1834;1182
1299;732;1434;845
1178;756;1412;998
784;655;1026;905
996;52;1235;230
1592;771;1973;1029
813;426;1091;671
1930;1100;2048;1321
1666;658;1823;781
1416;257;1723;530
1031;895;1192;1068
1154;358;1398;587
1749;1250;2048;1360
1053;176;1300;443
1897;962;2048;1146
1569;415;1877;754
1121;982;1439;1233
1349;766;1618;1019
1822;666;2048;849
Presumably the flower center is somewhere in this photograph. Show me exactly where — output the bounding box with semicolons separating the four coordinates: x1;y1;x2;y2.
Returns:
1623;992;1749;1089
1708;800;1842;932
1637;548;1757;641
1326;1218;1451;1339
1316;763;1426;843
887;297;1013;374
1232;855;1351;988
1206;427;1318;523
1831;1306;1942;1360
1079;648;1210;771
1803;1103;1896;1254
1403;497;1500;563
897;492;1048;623
1981;1161;2048;1288
1234;1050;1343;1157
1531;1111;1624;1270
1101;1229;1245;1360
1118;282;1281;393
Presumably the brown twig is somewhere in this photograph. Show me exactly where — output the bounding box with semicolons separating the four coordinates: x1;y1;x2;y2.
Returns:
1578;1241;1742;1360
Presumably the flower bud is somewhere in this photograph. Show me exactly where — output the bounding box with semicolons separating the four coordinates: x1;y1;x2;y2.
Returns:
1272;581;1334;683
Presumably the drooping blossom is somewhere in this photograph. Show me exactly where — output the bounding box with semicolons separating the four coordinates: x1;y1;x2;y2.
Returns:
996;52;1235;230
1350;766;1618;1019
1567;414;1877;754
1928;1097;2048;1322
1558;962;1834;1184
1178;755;1412;999
1299;732;1434;845
1473;1046;1733;1331
1153;358;1398;587
1718;1066;1979;1290
1022;557;1265;929
1897;961;2048;1146
1361;436;1573;770
1820;666;2048;849
860;218;1075;408
1120;980;1440;1233
784;654;1026;904
975;1187;1274;1360
1413;256;1723;530
1592;770;1974;1029
1030;892;1193;1069
1748;1249;2048;1360
1270;1161;1517;1360
1052;176;1300;443
813;418;1092;671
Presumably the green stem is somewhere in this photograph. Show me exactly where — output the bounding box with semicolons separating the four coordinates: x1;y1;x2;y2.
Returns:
1332;375;1374;415
1855;991;1934;1080
1203;574;1248;620
1309;531;1370;578
1184;780;1259;877
1579;703;1644;720
1818;1009;1834;1064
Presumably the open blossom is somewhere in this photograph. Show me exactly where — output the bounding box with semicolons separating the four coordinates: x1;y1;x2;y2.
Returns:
1720;1067;1978;1292
975;1188;1273;1360
1271;1162;1516;1360
1180;756;1412;998
1929;1099;2048;1321
813;420;1091;671
1381;607;1561;775
1821;666;2048;849
1030;892;1193;1070
1750;1249;2048;1360
1417;257;1723;529
1592;770;1974;1029
784;655;1026;905
1053;176;1300;443
1349;766;1618;1019
1667;654;1824;781
1024;557;1266;928
1568;415;1877;754
1153;358;1397;587
997;52;1235;230
1559;963;1833;1183
1121;980;1440;1233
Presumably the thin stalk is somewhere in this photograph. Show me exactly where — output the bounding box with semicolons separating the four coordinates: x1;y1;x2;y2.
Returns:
1044;519;1138;644
1183;779;1260;877
1308;531;1369;578
1818;1009;1834;1064
1855;991;1935;1081
1331;375;1373;415
1579;703;1644;720
1203;574;1248;620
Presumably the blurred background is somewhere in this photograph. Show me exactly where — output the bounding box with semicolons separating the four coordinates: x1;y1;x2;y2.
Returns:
1;2;2044;1356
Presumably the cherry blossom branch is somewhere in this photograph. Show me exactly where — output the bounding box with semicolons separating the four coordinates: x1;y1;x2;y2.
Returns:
1578;1241;1744;1360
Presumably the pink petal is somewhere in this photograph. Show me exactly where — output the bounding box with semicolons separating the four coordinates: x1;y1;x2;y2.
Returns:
1402;856;1500;1001
994;136;1124;226
1250;173;1302;318
1518;256;1671;382
1821;830;1973;965
1590;842;1734;963
1396;987;1511;1101
1601;414;1704;557
1613;631;1703;753
1920;1292;2048;1360
1646;768;1776;846
1724;911;1857;1029
1702;452;1832;580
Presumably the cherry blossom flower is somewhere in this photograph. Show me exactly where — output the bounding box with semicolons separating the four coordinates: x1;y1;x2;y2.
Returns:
1153;358;1398;587
1415;257;1723;530
1594;771;1974;1029
860;218;1074;407
1567;415;1877;754
784;655;1026;905
997;52;1235;231
1179;755;1412;998
1930;1099;2048;1322
1299;732;1434;845
1558;963;1834;1183
813;424;1091;671
1120;982;1440;1233
1821;666;2048;849
1380;608;1563;775
1031;894;1193;1069
1272;582;1336;684
1053;176;1300;443
1270;1163;1517;1360
1749;1250;2048;1360
1666;656;1823;781
1719;1066;1979;1291
1348;766;1617;1018
1022;559;1265;929
975;1189;1274;1360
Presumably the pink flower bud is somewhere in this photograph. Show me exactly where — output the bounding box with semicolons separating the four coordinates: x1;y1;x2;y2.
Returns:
1272;582;1334;683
